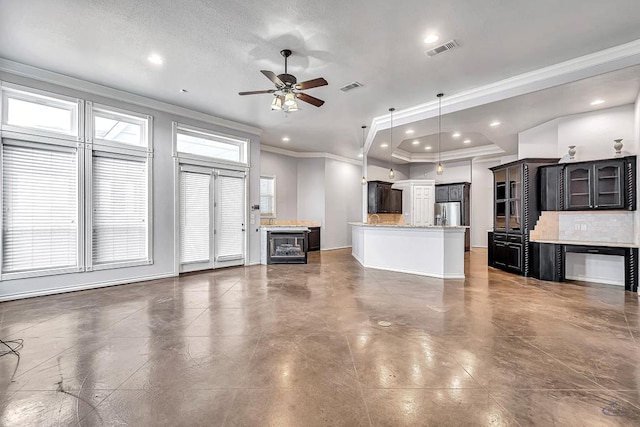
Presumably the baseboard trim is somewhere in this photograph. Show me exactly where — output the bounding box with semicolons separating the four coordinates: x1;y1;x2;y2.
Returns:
321;246;352;251
565;274;624;287
355;262;465;279
0;272;177;302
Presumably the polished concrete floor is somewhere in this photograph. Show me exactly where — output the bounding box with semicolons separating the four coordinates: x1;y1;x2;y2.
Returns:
1;249;639;426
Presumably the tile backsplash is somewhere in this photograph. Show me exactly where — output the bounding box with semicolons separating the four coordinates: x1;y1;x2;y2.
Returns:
531;211;636;244
558;212;635;243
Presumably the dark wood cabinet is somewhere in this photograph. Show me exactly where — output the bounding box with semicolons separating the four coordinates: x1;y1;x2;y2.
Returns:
367;181;402;214
539;165;564;211
390;189;403;214
435;186;449;203
308;227;321;252
563;157;635;211
489;158;559;276
435;182;471;251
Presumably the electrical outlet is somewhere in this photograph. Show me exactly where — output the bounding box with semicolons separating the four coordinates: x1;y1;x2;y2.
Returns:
574;223;580;231
581;223;587;231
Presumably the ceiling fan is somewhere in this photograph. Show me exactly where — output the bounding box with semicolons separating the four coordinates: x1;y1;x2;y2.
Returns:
239;49;328;111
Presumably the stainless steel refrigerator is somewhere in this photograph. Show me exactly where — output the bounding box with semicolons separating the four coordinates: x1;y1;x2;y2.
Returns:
434;202;461;227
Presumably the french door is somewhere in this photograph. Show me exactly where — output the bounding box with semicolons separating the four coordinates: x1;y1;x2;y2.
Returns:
179;165;245;273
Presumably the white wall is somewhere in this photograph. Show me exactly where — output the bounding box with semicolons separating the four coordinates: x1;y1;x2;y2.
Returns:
634;90;640;246
471;158;501;247
0;71;262;300
518;120;558;159
366;157;410;181
259;151;298;220
324;159;362;249
410;160;472;183
518;104;636;161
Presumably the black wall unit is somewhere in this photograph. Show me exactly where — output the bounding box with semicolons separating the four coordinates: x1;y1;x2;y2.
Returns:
435;182;471;251
367;181;402;214
488;158;559;276
540;156;636;212
308;226;321;252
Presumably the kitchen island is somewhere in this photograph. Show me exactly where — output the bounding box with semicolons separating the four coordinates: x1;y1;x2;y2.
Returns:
350;223;467;279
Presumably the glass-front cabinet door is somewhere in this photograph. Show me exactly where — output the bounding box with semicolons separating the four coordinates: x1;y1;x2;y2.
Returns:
594;161;624;209
494;169;507;230
507;165;522;232
565;164;592;209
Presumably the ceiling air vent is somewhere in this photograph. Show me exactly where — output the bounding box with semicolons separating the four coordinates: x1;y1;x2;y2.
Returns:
426;40;460;57
340;81;364;92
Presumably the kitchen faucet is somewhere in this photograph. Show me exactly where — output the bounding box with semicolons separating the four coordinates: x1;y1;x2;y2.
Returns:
268;218;275;225
370;214;380;224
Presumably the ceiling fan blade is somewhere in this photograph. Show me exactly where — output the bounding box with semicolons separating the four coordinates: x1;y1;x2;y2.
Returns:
295;77;328;90
238;89;276;95
296;92;325;107
261;70;285;87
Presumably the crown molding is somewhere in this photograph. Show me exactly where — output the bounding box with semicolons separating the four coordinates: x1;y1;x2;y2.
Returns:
0;58;262;136
391;144;505;163
365;39;640;153
260;144;362;165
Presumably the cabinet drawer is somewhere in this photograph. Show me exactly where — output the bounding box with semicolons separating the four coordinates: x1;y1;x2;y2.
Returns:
494;233;507;241
507;235;523;243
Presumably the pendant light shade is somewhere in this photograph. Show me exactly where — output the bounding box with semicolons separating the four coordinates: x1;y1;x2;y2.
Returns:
436;93;444;175
287;101;299;112
389;107;395;180
361;125;367;185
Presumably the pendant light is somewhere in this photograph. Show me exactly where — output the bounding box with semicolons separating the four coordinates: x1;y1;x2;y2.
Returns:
361;125;367;185
436;93;444;175
388;107;395;179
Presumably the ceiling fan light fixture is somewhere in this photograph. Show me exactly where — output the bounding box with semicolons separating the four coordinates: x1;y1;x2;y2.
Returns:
286;100;299;112
271;96;282;110
284;92;296;106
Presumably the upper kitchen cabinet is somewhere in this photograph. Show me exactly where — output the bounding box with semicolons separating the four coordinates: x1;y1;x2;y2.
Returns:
566;157;637;210
367;181;402;214
542;156;636;211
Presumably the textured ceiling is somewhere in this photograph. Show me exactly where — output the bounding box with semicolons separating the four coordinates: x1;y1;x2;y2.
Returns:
1;0;640;160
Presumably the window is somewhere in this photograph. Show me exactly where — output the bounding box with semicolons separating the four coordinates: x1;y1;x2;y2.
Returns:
260;176;276;217
91;153;149;268
1;85;81;138
2;142;79;276
89;104;151;149
174;123;248;165
180;171;211;264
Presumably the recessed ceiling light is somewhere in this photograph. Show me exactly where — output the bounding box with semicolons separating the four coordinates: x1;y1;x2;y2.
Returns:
406;129;414;134
489;121;501;127
463;139;471;144
380;143;389;148
179;88;188;93
282;137;290;142
452;132;461;138
425;146;432;150
590;99;605;106
424;34;440;44
412;140;420;145
147;53;164;65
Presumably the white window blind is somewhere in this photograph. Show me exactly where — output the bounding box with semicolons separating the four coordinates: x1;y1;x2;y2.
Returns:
180;171;210;264
260;176;275;217
216;174;244;262
2;143;78;274
92;154;148;266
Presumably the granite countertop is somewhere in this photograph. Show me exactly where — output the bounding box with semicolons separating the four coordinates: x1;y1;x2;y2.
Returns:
530;238;638;248
349;222;468;229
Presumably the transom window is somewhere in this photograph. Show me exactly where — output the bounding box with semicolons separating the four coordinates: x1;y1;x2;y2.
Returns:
174;123;248;165
90;104;151;149
1;85;81;138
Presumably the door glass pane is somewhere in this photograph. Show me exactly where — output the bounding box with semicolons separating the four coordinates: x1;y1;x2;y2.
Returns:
495;170;506;200
508;200;521;231
216;175;245;262
568;167;590;207
595;165;621;207
508;166;521;200
495;201;506;229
